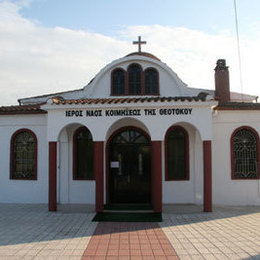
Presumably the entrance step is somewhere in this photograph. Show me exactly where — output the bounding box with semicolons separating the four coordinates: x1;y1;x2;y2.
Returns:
104;203;153;213
92;212;162;222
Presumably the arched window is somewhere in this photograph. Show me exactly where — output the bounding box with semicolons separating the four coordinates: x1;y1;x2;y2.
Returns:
112;69;125;95
111;63;160;96
73;127;94;180
231;127;260;179
165;126;189;180
10;129;37;180
145;68;158;94
128;64;142;94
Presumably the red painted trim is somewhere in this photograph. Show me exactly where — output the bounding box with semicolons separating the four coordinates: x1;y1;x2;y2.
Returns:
230;126;260;180
106;126;151;205
152;141;162;213
164;126;190;181
105;140;109;205
203;140;212;212
144;67;160;95
126;62;142;71
94;141;104;212
10;128;38;180
110;63;160;96
49;142;57;212
73;126;95;181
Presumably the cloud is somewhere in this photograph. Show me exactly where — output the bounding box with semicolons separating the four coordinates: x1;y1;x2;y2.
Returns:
0;1;132;105
122;25;260;97
0;1;259;106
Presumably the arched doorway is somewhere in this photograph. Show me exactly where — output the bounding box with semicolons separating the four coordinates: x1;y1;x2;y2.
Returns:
108;128;151;204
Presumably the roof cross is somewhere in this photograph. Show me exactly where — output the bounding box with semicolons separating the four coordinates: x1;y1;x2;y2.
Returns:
133;36;147;53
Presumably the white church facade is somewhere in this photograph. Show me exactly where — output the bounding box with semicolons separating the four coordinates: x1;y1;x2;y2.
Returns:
1;38;260;212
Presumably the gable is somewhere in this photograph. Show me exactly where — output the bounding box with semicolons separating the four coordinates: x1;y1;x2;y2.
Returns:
18;52;210;105
83;53;201;98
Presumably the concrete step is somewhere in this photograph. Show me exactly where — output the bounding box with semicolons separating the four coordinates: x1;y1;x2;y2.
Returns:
104;203;153;212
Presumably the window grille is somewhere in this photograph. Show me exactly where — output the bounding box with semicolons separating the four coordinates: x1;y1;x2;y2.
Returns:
233;129;258;179
12;130;37;179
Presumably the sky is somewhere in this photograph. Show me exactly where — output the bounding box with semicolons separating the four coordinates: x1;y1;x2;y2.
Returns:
0;0;260;105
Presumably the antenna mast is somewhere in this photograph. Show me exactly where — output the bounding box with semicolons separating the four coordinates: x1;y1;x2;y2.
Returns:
234;0;244;101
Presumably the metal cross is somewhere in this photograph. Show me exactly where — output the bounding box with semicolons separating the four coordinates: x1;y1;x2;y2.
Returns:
133;36;147;53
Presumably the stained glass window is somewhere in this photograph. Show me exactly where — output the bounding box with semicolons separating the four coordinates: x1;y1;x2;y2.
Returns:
74;127;94;180
232;128;259;179
166;127;189;180
11;130;37;180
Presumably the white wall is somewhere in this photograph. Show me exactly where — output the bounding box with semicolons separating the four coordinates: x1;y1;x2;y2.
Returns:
20;54;202;105
3;51;259;207
54;107;208;206
46;101;213;206
212;110;260;206
89;59;188;98
2;108;260;207
45;102;214;142
57;125;95;204
162;124;203;204
0;114;48;203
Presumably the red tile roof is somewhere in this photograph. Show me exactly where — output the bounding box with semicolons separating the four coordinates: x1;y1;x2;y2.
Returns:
215;102;260;110
52;94;209;105
125;52;161;61
2;97;260;115
0;104;46;114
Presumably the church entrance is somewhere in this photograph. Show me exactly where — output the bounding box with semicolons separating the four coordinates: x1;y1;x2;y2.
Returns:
108;128;151;204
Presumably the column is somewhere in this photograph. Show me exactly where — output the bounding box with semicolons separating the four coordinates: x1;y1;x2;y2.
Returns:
94;141;104;212
151;141;162;213
203;140;212;212
49;142;57;212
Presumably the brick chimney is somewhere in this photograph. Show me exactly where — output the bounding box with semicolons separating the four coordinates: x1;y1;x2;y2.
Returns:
214;59;230;103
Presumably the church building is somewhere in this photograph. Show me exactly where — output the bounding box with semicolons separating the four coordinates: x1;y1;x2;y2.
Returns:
1;37;260;213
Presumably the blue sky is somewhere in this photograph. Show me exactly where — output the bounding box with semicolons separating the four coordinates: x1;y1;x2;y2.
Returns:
20;0;259;36
0;0;260;105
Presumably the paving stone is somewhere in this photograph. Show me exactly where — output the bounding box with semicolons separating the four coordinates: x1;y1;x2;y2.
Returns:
161;206;260;260
178;254;192;259
0;204;260;259
82;222;178;259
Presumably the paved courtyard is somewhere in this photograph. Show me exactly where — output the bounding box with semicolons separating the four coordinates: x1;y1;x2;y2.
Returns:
162;206;260;259
0;204;259;259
